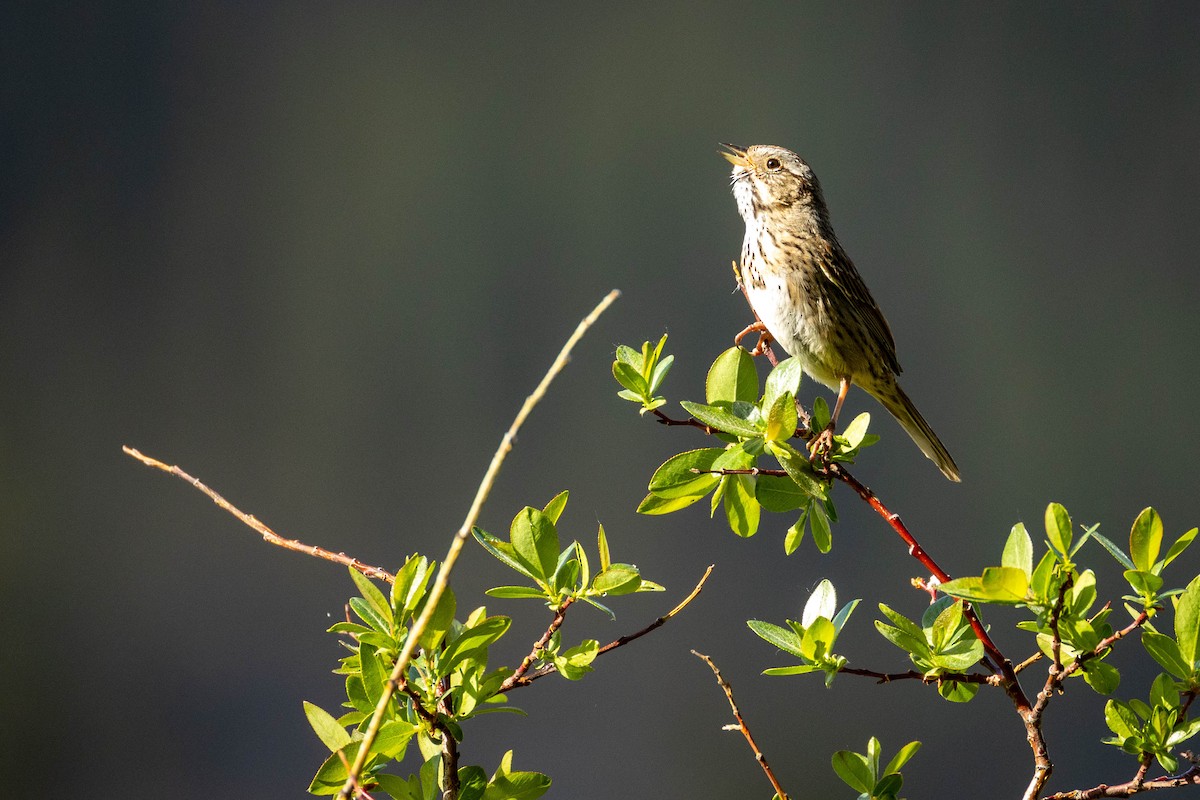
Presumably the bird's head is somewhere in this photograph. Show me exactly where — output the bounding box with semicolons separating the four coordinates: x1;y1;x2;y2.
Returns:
720;143;823;222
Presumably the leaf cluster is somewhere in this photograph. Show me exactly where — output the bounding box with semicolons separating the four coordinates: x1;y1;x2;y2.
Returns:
832;738;921;800
617;339;877;553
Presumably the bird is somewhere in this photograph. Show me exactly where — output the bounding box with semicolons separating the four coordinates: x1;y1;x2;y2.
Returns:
720;143;960;482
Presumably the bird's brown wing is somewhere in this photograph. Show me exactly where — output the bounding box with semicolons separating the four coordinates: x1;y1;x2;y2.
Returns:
816;247;903;376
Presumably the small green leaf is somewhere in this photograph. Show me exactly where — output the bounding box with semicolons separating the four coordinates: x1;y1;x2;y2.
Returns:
1104;699;1139;739
723;472;760;537
1163;527;1199;569
747;619;806;659
884;741;922;775
348;567;393;631
1130;507;1164;573
1045;502;1073;557
839;412;871;450
1090;530;1137;570
755;474;810;513
636;492;706;515
440;616;512;677
762;357;803;412
706;347;759;404
473;528;538;581
1175;574;1200;667
1001;523;1033;577
680;400;763;438
762;664;822;676
831;751;873;793
810;501;832;553
939;680;979;703
597;525;611;571
767;440;828;500
1081;660;1121;694
1142;631;1190;679
511;507;560;582
593;564;642;595
417;586;457;651
784;512;807;555
542;491;569;524
764;392;798;442
303;701;352;752
613;361;648;395
485;586;549;600
647;448;724;499
802;579;838;627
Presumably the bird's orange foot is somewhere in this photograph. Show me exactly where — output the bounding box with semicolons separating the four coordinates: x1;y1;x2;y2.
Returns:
734;320;768;350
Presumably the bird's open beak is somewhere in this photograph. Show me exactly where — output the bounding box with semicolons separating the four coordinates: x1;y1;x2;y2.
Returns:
719;142;750;167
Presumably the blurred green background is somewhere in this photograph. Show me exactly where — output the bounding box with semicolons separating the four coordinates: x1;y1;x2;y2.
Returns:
5;3;1200;798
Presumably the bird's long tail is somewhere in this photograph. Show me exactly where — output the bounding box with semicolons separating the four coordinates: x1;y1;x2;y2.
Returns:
871;382;961;482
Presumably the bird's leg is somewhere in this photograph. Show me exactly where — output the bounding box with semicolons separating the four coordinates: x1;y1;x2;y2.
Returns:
808;377;852;465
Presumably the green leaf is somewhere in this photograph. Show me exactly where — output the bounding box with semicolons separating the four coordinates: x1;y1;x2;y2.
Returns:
307;741;359;794
373;719;418;759
940;567;1028;605
1045;502;1073;557
614;344;641;368
1175;574;1200;667
723;473;760;537
784;512;807;555
1002;523;1033;576
811;396;831;432
612;361;647;395
553;639;599;680
754;474;809;513
485;586;548;600
348;568;393;631
542;491;569;524
802;579;838;627
706;347;759;404
440;616;512;677
1130;507;1164;573
1090;530;1137;570
597;525;611;571
1081;660;1121;694
593;564;642;595
762;357;803;413
810;501;832;554
349;596;390;634
303;701;352;752
1142;631;1190;679
510;507;559;582
764;392;798;442
747;620;806;659
801;616;836;660
1125;569;1164;599
416;586;457;651
647;448;724;499
884;741;922;775
831;751;874;793
636;492;706;515
839;412;871;450
767;440;828;500
473;528;538;581
358;643;386;706
1163;527;1199;569
458;766;488;800
762;664;822;676
1104;699;1139;739
939;680;979;703
680;400;763;438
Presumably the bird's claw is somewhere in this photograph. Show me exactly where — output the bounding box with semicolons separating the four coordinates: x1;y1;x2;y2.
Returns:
807;424;837;469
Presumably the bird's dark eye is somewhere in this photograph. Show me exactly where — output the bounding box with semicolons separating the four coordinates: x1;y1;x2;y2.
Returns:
765;157;782;170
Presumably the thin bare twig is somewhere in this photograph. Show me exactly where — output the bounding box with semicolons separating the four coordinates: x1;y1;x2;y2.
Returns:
503;564;714;690
123;447;396;583
838;666;993;685
693;650;790;800
1042;763;1200;799
339;289;620;798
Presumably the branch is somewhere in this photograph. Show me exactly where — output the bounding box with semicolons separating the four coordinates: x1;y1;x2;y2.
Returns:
838;666;993;685
496;598;576;694
123;447;396;583
503;564;714;690
693;650;791;800
1042;763;1200;799
339;289;620;798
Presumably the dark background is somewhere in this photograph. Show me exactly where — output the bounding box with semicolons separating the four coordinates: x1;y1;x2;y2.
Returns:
5;4;1200;798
